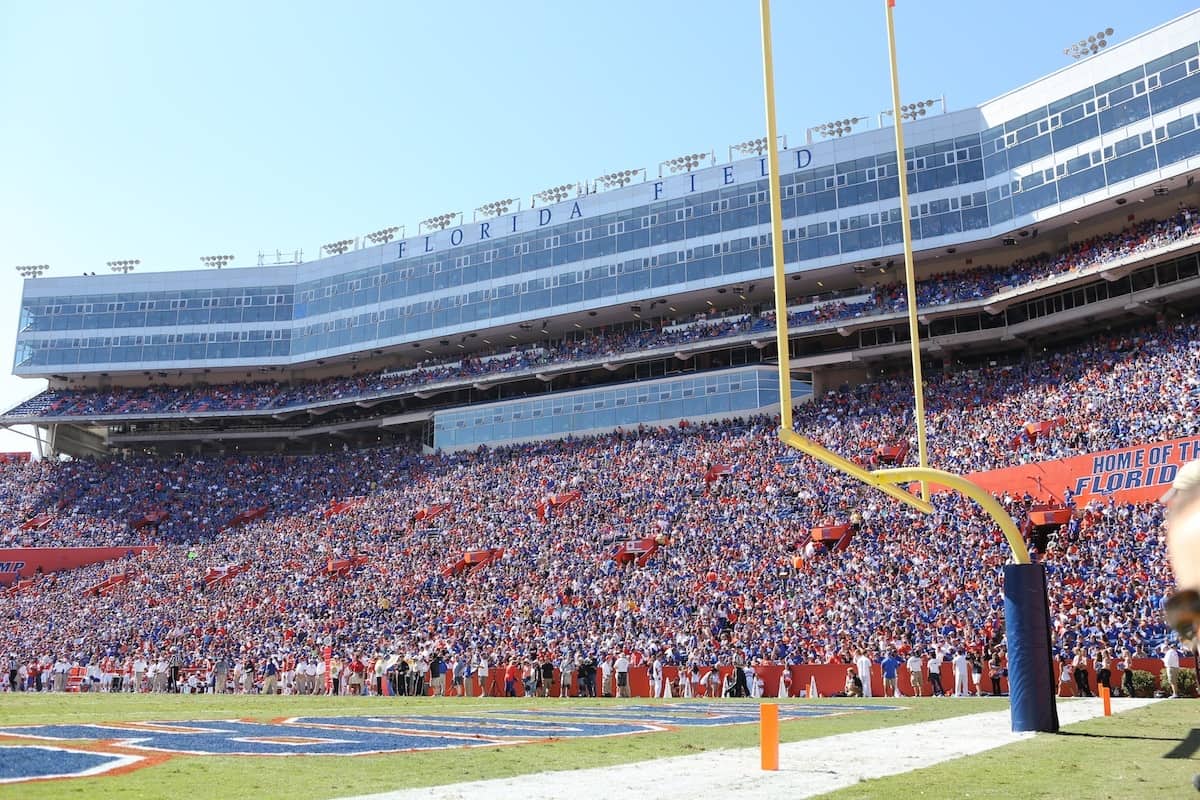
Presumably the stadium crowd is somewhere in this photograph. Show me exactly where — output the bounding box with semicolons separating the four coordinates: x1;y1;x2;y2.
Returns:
4;311;1195;551
7;206;1198;421
0;313;1193;695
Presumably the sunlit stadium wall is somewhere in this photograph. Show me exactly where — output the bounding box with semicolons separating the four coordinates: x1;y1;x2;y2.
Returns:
12;11;1200;377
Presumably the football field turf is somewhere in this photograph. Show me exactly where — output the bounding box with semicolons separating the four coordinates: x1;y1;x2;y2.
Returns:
0;694;1195;799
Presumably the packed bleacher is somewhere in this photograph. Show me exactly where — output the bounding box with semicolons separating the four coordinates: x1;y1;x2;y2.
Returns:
0;312;1193;693
6;206;1198;421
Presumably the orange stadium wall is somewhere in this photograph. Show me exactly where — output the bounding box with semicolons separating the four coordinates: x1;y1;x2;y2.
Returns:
939;436;1200;504
469;660;1170;698
0;546;158;586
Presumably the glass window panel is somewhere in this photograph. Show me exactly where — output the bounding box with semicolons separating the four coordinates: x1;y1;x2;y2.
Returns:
1104;147;1158;184
1148;43;1198;75
1098;95;1151;133
1150;72;1200;114
1156;129;1200;167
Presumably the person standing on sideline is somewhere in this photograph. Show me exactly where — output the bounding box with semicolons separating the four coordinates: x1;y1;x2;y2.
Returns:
1163;643;1182;698
263;656;279;695
558;652;575;698
1095;649;1113;695
906;651;924;697
599;655;614;697
1072;647;1093;697
614;652;631;698
474;651;490;697
168;648;183;694
777;667;792;698
422;652;441;695
854;649;874;698
1119;650;1136;698
649;654;663;698
969;653;984;696
503;658;518;697
1058;656;1074;697
881;652;903;698
576;654;595;698
987;650;1005;696
538;656;555;698
926;651;945;696
53;655;70;692
452;653;469;698
952;650;970;697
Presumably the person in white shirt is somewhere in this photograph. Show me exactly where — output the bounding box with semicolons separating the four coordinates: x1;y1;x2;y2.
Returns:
558;654;575;698
1163;644;1182;698
599;657;614;698
613;653;630;698
132;656;148;693
649;656;663;698
52;657;70;692
413;654;429;696
308;660;322;694
473;652;489;697
952;650;970;697
777;667;792;698
906;653;925;697
854;650;874;698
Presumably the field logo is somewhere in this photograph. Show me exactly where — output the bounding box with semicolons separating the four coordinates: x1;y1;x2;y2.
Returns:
0;744;144;784
0;701;898;783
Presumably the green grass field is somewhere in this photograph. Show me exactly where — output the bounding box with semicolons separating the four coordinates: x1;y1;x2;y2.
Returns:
0;695;1195;799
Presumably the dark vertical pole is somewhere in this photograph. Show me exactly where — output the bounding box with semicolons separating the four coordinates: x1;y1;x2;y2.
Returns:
1004;563;1059;732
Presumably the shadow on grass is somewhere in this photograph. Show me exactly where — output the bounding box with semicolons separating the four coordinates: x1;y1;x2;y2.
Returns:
1058;727;1200;759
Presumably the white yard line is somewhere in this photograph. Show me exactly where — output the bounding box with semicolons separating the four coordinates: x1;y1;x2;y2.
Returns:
339;698;1159;800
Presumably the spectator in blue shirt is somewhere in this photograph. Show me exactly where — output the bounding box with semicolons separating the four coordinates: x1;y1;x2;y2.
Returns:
881;652;903;698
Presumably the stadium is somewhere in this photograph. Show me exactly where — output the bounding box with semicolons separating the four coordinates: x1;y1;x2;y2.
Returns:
2;4;1200;798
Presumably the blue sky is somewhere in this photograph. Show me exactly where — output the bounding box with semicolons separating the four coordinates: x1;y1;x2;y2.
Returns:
0;0;1193;454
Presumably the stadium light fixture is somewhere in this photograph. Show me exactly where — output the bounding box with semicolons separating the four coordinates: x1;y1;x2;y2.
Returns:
727;135;787;162
657;151;714;178
879;97;944;126
593;168;646;192
531;183;581;208
419;212;461;233
474;198;518;221
1064;28;1114;60
321;239;354;256
15;264;49;278
257;249;304;266
805;117;867;144
107;259;140;274
200;254;235;269
365;226;403;245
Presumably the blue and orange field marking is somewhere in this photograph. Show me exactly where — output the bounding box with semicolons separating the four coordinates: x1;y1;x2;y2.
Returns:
0;701;901;784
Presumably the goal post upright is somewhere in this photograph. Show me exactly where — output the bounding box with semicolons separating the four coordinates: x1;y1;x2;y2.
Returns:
883;0;930;501
760;0;793;436
759;0;1058;733
760;0;932;516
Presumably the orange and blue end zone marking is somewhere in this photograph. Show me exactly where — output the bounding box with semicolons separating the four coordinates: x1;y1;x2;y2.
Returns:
0;701;900;783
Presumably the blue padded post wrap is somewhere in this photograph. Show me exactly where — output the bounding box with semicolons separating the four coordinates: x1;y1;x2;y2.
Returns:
1004;562;1059;733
